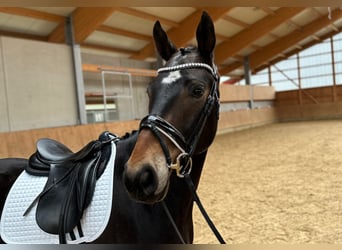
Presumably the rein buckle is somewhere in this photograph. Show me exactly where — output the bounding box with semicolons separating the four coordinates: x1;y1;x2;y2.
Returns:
169;153;192;178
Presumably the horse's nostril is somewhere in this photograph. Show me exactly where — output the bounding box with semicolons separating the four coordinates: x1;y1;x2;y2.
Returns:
124;164;158;199
139;166;158;196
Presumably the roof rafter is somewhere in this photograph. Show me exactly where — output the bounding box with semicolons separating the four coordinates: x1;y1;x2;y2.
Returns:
255;27;341;73
219;8;342;75
48;7;116;43
249;8;342;69
117;7;179;28
222;15;250;28
97;25;151;41
260;7;303;31
130;7;233;61
0;7;65;23
310;7;324;17
0;29;47;41
215;7;305;64
259;7;276;15
81;43;138;56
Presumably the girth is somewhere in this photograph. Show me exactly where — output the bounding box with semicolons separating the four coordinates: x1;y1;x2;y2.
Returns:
24;131;118;244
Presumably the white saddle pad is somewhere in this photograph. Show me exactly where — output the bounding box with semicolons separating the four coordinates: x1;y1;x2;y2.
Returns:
0;142;116;244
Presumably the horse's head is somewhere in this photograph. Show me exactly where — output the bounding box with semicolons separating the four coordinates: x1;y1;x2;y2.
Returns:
124;11;220;203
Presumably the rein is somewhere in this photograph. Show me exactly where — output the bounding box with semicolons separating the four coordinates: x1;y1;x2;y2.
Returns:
140;62;225;244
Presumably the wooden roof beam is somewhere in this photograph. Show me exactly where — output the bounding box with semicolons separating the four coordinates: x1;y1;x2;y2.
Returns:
0;7;65;23
96;25;151;41
311;35;321;41
255;27;341;73
221;15;250;28
81;43;138;56
260;7;302;31
310;7;323;17
259;7;276;15
48;7;116;43
268;33;280;40
249;8;342;70
215;7;305;64
287;20;302;30
330;24;339;32
219;8;342;75
130;7;233;61
216;33;230;41
219;62;242;76
117;7;179;28
0;29;47;41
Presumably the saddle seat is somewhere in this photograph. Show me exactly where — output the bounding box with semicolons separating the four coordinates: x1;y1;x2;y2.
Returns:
36;138;74;162
24;131;118;243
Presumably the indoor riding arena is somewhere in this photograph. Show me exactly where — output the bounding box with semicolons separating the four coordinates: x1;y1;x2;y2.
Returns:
0;6;342;244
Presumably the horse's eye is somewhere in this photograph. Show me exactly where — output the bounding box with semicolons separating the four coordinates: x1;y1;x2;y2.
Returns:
191;86;205;98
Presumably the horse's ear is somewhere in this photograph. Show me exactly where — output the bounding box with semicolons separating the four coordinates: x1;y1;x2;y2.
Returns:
153;21;178;61
196;11;216;61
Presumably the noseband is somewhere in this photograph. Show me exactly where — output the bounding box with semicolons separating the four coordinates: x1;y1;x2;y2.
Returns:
140;62;219;178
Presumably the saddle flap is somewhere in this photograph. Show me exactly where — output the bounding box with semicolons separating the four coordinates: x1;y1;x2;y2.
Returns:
35;163;78;234
35;154;101;235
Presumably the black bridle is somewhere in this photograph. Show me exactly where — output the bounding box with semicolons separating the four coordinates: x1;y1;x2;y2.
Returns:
140;62;220;178
139;62;225;244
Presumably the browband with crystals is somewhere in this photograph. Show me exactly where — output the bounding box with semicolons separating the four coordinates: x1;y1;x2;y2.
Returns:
157;63;219;81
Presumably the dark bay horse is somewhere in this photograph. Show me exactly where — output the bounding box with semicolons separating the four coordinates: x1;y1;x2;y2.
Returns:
0;11;221;244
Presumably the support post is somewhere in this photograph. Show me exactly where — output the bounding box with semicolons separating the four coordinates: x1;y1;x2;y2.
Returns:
268;65;272;86
330;36;337;102
66;15;87;125
244;56;253;109
296;53;303;106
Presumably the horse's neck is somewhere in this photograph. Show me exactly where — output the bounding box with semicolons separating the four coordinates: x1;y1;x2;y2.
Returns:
115;132;138;175
188;150;208;189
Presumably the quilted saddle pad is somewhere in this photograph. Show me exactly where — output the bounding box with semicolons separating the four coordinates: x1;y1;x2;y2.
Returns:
0;142;116;244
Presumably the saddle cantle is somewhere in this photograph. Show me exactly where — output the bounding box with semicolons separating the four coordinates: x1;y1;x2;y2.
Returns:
24;131;118;243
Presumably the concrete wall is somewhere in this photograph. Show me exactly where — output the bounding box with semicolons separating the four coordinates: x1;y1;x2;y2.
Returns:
0;84;277;158
0;36;78;132
81;52;152;121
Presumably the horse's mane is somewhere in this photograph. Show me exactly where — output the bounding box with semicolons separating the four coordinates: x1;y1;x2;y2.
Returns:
120;130;138;140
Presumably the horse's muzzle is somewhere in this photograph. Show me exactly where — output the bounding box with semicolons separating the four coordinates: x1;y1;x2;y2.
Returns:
123;164;163;203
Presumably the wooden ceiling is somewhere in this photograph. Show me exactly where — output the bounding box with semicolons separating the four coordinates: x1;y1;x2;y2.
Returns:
0;7;341;79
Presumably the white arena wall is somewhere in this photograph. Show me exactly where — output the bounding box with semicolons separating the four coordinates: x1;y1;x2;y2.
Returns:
0;36;78;132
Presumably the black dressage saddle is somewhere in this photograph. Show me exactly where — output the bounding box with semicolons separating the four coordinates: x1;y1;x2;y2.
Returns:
24;131;118;243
